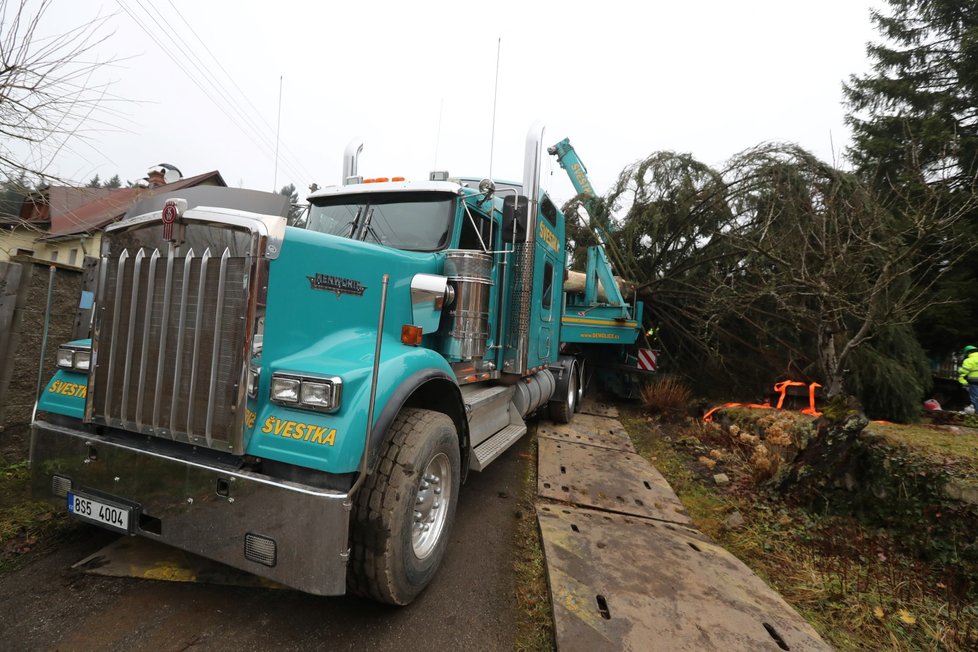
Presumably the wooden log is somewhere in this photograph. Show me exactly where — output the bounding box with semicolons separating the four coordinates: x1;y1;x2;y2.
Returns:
564;270;634;301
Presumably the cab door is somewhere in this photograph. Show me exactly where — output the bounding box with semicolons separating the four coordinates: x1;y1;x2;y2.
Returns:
527;198;564;368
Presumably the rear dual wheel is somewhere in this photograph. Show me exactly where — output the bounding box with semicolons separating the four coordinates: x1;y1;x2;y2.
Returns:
348;408;460;605
549;359;582;423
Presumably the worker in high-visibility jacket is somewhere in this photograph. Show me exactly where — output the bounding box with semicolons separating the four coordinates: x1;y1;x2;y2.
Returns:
957;345;978;411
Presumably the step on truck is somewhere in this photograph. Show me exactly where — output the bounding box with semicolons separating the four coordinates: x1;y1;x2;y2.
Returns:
30;123;643;604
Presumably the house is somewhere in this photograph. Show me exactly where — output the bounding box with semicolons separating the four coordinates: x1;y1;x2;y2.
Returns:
0;166;227;268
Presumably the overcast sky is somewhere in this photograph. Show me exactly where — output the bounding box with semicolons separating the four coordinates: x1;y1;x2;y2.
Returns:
19;0;884;205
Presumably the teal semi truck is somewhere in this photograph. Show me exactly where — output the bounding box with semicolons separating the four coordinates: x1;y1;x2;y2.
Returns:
30;124;642;604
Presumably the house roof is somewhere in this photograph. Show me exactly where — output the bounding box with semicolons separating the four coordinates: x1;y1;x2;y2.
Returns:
44;170;226;237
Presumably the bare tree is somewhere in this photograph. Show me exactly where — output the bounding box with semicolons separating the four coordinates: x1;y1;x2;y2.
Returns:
0;0;116;182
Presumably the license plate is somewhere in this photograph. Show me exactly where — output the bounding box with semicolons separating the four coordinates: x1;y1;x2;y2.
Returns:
67;492;132;534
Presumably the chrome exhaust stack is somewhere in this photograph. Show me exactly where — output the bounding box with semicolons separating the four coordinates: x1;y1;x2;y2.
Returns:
504;122;546;376
343;139;364;185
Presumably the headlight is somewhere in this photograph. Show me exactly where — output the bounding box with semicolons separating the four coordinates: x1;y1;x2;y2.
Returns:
270;372;342;413
75;350;91;371
270;376;299;403
300;381;332;409
56;345;91;373
56;348;74;369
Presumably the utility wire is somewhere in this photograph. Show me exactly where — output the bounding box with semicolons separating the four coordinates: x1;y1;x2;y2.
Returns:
135;0;309;185
163;0;315;183
117;1;308;187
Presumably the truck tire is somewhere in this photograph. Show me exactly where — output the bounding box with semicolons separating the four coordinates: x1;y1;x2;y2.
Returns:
348;407;460;605
549;360;579;424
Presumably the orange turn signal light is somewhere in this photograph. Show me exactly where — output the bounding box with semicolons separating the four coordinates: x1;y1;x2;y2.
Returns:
401;324;423;346
392;176;405;182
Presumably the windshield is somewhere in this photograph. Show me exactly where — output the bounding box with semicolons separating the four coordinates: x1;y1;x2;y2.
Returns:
305;192;455;252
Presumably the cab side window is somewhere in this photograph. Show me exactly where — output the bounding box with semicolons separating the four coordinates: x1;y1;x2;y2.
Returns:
459;209;492;251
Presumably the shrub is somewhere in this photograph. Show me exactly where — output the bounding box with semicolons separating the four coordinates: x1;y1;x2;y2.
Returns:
640;376;692;420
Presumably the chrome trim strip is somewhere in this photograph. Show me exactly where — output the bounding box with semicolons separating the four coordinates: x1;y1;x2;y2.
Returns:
170;249;195;436
85;256;110;423
135;249;161;427
186;248;211;438
205;248;230;443
153;244;175;431
104;249;129;420
120;248;146;422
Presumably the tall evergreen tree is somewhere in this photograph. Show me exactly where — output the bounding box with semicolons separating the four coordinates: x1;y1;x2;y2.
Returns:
103;174;121;189
844;0;978;191
85;174;101;188
844;0;978;360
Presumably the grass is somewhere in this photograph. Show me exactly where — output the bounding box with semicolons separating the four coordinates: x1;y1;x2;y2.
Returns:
512;431;554;652
0;459;77;574
866;422;978;479
620;405;978;651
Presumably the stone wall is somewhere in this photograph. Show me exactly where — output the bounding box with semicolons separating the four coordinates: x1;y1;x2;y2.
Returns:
0;258;83;462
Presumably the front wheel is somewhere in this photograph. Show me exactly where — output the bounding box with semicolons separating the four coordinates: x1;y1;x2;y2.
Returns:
348;408;460;605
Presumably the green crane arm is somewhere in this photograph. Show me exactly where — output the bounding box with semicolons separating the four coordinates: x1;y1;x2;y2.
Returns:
549;139;635;309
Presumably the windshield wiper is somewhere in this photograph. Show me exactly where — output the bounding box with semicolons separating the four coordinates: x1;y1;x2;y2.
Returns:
364;225;382;244
347;206;363;238
356;207;375;241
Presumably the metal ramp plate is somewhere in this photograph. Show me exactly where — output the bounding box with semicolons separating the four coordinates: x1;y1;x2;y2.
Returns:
537;438;690;525
73;536;286;589
538;413;635;452
537;504;832;652
577;397;619;418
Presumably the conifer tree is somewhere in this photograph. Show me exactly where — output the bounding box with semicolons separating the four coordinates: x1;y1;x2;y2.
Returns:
844;0;978;191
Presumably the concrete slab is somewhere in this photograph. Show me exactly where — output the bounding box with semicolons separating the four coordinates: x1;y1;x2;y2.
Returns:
577;397;619;418
537;437;691;525
73;536;286;589
538;413;636;453
537;504;832;652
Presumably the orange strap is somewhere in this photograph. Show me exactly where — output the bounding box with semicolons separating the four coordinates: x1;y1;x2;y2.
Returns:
773;380;807;409
703;380;821;422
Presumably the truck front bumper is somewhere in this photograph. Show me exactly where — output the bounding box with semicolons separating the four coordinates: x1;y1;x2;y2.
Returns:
30;419;351;596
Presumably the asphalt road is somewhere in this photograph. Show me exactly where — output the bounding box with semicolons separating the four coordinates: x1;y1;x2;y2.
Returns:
0;437;531;652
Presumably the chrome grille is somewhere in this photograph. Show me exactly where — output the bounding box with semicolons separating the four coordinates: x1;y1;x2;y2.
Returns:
92;240;251;452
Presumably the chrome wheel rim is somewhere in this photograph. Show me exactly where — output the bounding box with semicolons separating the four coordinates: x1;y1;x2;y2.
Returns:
566;368;578;413
575;362;585;406
412;452;452;559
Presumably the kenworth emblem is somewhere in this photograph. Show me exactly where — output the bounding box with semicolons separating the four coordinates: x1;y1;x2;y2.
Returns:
307;273;367;297
161;200;178;241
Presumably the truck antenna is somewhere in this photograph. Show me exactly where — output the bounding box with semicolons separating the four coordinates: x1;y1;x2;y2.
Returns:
488;37;501;181
274;75;283;192
433;97;444;169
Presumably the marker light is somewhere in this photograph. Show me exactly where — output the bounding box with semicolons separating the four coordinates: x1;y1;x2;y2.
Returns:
392;176;405;182
401;324;423;346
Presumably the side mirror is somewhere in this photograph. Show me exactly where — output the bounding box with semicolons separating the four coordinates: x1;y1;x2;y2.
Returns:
502;195;529;244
